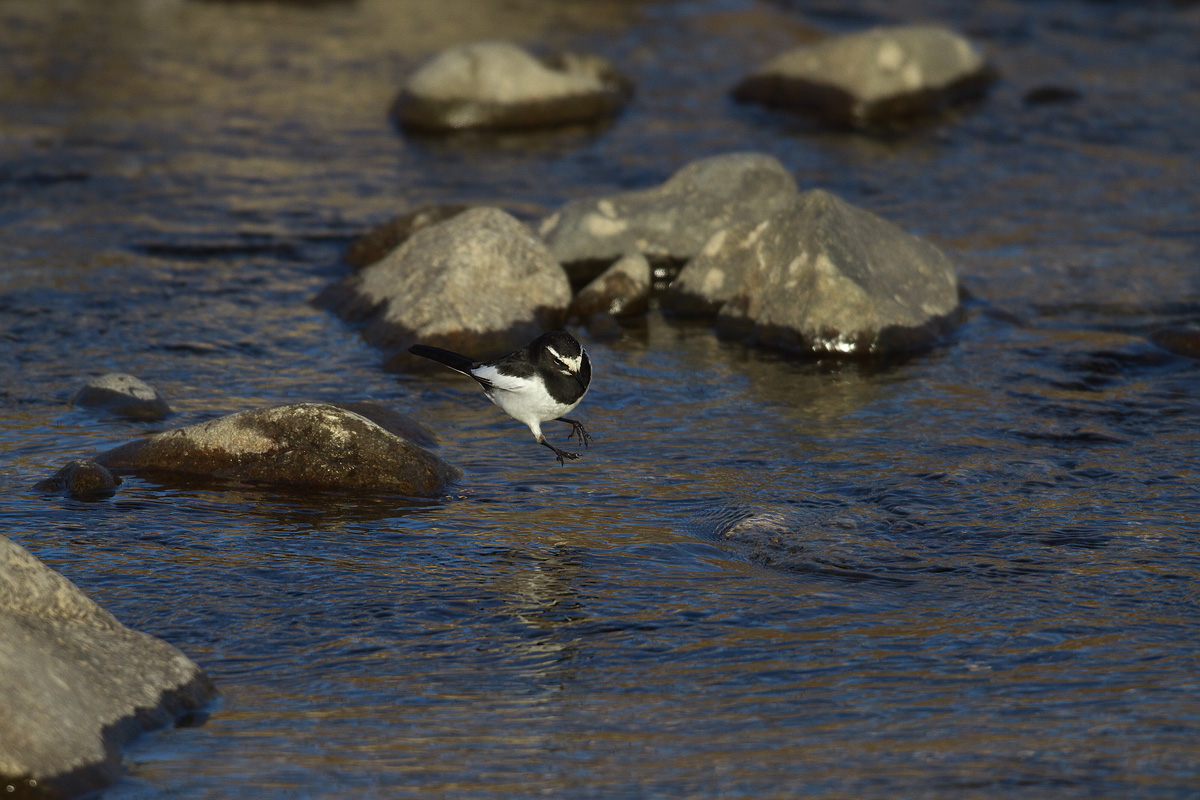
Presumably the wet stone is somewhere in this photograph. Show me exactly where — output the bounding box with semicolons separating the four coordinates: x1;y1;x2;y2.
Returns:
33;460;122;498
315;207;572;369
669;188;961;357
70;373;171;422
0;535;214;799
1149;325;1200;359
569;252;652;319
92;403;460;497
733;24;996;129
343;203;476;269
539;152;799;284
393;41;632;132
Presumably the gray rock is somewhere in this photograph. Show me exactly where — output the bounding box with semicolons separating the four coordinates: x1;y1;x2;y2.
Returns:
33;460;122;497
344;203;476;269
315;207;572;369
539;152;799;282
569;252;652;319
70;373;171;422
0;535;214;798
394;41;631;132
733;24;996;128
669;189;960;356
93;403;460;496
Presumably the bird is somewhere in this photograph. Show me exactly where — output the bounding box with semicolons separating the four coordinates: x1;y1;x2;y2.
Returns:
408;330;592;466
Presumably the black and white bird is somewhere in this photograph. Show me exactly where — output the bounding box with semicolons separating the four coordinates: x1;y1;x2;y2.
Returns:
408;330;592;465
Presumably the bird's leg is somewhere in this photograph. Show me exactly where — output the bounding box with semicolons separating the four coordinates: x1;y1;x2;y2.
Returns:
538;435;580;466
556;417;591;448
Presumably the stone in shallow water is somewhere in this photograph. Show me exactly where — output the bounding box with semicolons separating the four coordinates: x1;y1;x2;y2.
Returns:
92;403;460;496
394;41;632;132
33;459;122;497
669;188;961;357
0;535;214;798
315;207;572;369
569;252;652;319
343;203;476;269
733;24;996;128
539;152;799;283
70;373;171;421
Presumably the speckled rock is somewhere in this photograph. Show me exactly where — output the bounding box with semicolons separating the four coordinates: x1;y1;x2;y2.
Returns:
93;403;459;496
733;24;996;128
539;152;799;283
315;207;572;369
0;535;214;799
569;252;652;319
70;373;171;422
344;203;476;269
394;41;632;132
669;189;960;356
33;460;122;497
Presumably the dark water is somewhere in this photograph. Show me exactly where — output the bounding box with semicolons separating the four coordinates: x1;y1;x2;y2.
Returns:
3;0;1200;797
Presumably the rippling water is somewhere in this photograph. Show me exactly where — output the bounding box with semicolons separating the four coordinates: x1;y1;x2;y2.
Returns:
2;0;1199;797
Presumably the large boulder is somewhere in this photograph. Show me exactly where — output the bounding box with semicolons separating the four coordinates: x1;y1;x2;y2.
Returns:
70;373;171;422
539;152;799;283
91;403;460;497
0;535;214;798
393;41;632;132
733;24;996;128
315;207;572;369
343;203;476;269
669;189;960;356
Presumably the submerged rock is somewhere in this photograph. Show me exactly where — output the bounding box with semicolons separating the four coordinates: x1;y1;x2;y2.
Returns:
569;252;652;319
0;535;214;798
394;41;632;132
315;207;571;369
344;203;475;269
93;403;460;496
1149;325;1200;359
733;24;996;128
33;460;122;497
539;152;799;282
669;189;960;356
71;373;171;421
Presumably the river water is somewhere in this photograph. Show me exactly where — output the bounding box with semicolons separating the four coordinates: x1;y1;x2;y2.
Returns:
2;0;1199;797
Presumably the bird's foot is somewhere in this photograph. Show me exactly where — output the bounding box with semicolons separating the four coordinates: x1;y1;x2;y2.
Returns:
558;417;591;449
540;437;581;466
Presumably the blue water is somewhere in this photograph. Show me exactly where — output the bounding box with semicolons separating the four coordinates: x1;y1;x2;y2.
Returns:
2;0;1199;797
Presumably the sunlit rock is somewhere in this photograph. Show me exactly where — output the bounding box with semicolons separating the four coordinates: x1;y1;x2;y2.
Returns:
93;403;460;496
33;460;122;498
393;41;632;132
733;24;996;128
71;373;171;422
344;203;476;269
669;189;960;357
0;535;214;798
569;252;651;319
540;152;799;283
315;207;572;369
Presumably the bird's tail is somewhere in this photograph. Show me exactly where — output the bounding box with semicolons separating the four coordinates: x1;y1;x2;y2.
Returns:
408;344;477;376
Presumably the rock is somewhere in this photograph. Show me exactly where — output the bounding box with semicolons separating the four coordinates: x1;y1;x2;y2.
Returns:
393;41;632;132
539;152;799;283
33;460;122;497
732;24;996;128
669;189;960;356
0;535;214;798
93;403;460;496
1149;325;1200;359
327;401;439;449
569;252;651;319
344;203;475;269
314;207;572;369
70;373;171;422
1023;85;1082;106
